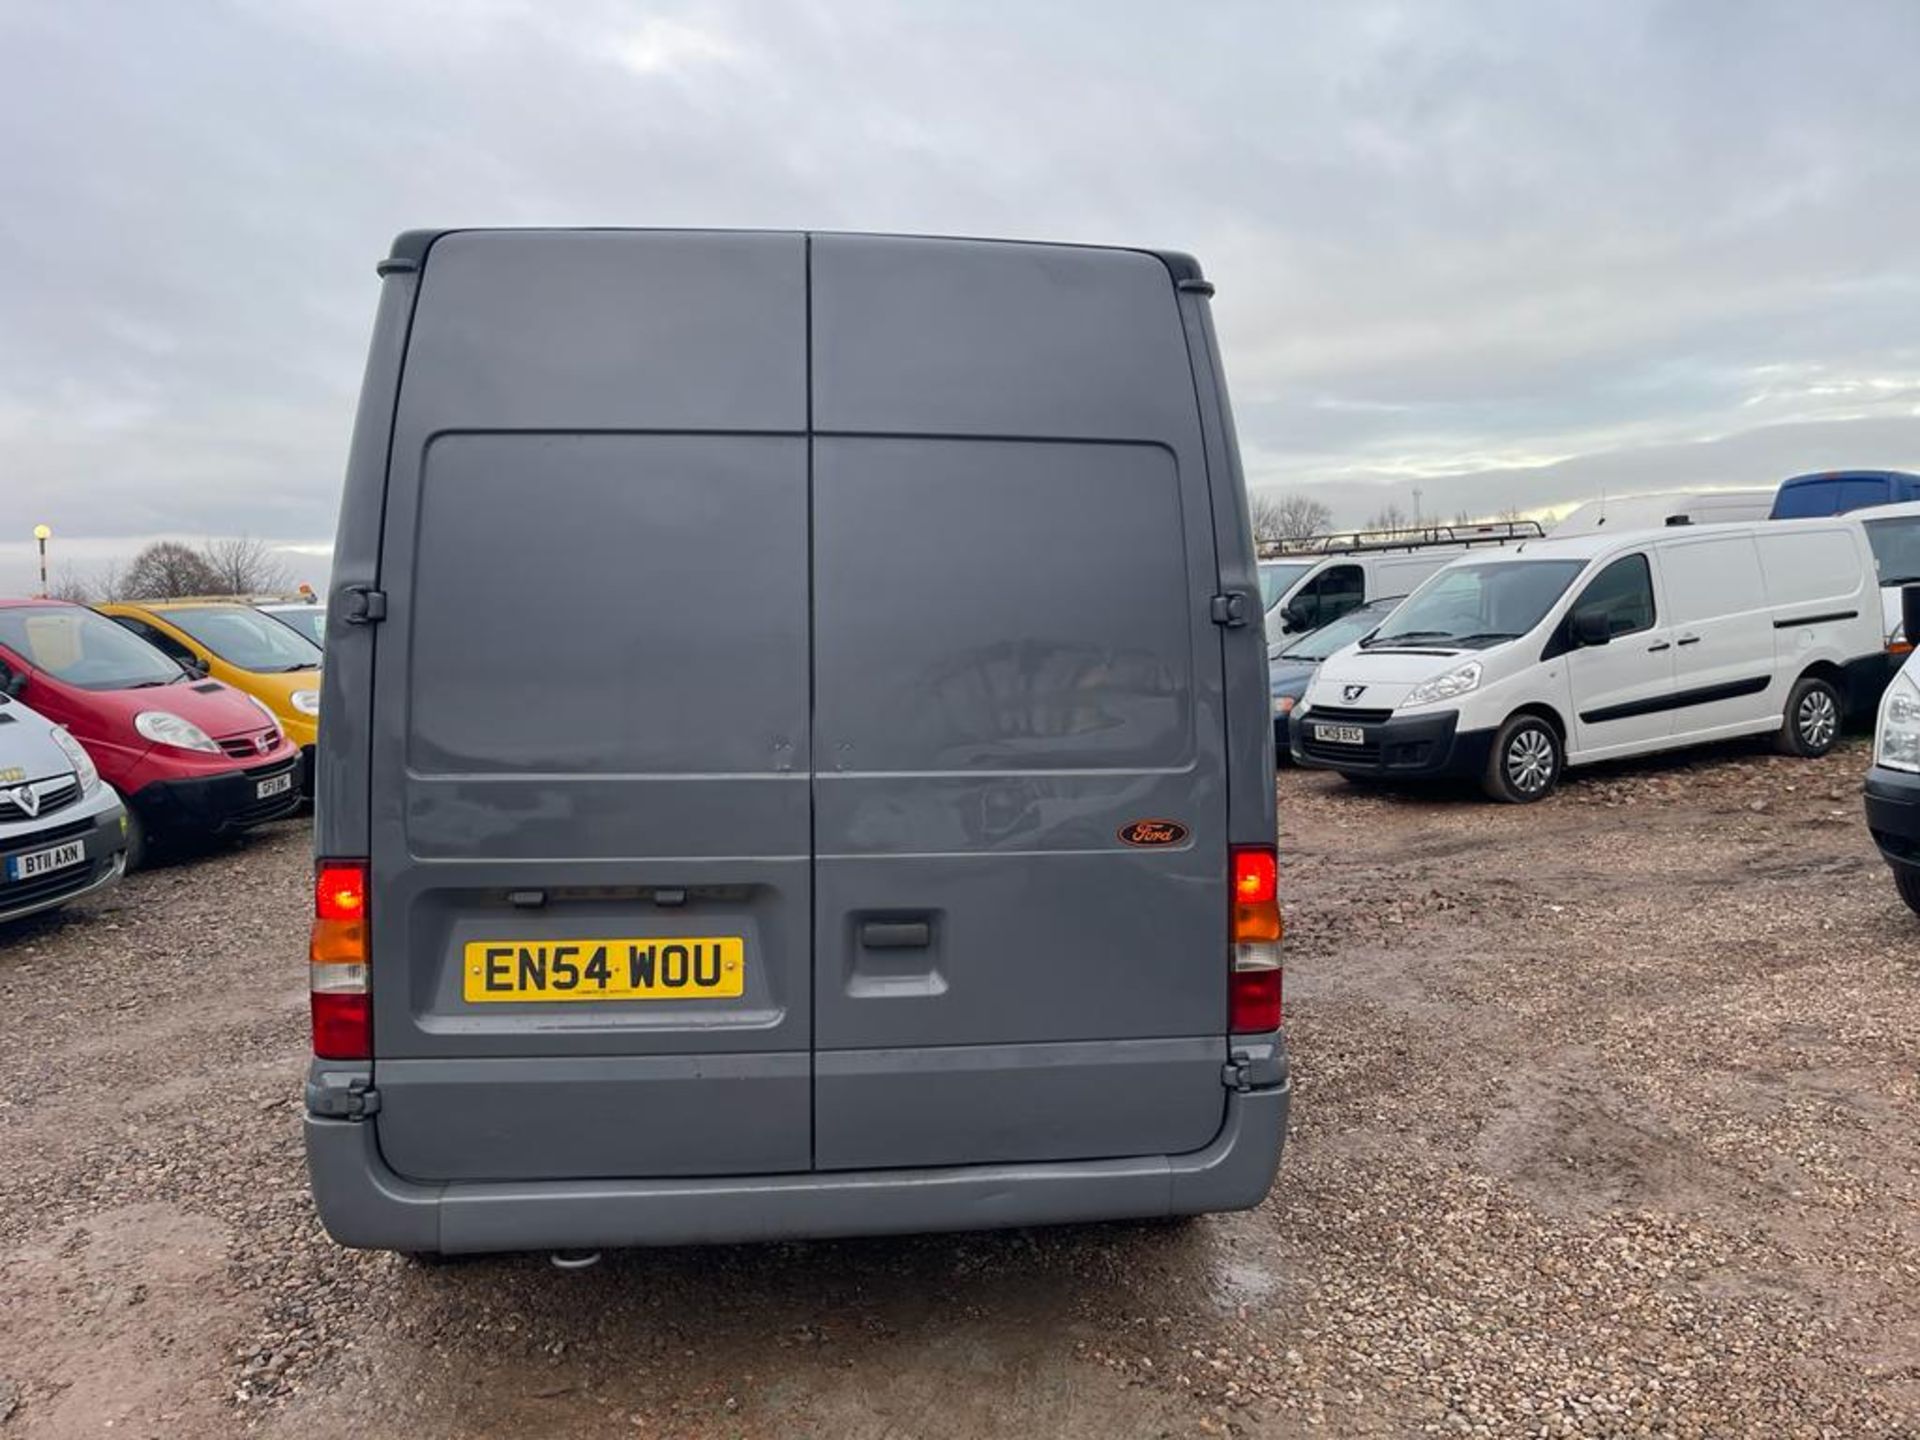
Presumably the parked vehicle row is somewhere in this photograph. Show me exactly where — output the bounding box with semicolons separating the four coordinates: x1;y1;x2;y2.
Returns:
1288;517;1892;802
0;599;314;870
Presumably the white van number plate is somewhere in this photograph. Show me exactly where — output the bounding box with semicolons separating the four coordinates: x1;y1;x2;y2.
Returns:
8;839;85;882
256;772;294;800
1313;724;1366;745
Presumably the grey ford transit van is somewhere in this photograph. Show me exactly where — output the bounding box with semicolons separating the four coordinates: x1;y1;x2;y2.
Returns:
305;230;1287;1254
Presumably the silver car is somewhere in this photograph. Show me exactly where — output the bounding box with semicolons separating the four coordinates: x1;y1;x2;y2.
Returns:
0;693;128;924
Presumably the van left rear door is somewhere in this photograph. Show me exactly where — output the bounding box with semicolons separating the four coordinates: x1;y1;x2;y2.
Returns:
366;231;816;1184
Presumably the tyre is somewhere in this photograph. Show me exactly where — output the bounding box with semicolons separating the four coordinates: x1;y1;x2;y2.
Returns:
1482;714;1562;803
122;808;147;873
1895;868;1920;918
1776;674;1842;757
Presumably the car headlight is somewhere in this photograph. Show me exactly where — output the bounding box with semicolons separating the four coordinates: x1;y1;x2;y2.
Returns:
49;725;100;794
1403;661;1484;709
291;689;321;716
1877;670;1920;772
135;710;222;754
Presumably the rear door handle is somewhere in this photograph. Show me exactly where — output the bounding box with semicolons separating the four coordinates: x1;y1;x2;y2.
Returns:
860;921;931;949
1677;635;1702;646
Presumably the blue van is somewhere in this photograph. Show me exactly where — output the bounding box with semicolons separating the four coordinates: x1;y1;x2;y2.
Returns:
1770;470;1920;519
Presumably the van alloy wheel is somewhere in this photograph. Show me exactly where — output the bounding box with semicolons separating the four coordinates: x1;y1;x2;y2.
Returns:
1506;729;1556;795
1797;688;1838;750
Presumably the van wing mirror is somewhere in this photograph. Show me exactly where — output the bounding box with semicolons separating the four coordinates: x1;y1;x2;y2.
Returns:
1281;600;1311;631
1571;607;1612;647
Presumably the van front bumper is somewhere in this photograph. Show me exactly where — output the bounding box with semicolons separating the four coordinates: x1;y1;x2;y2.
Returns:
1864;765;1920;873
304;1058;1290;1254
129;753;303;839
1290;707;1494;779
0;793;128;923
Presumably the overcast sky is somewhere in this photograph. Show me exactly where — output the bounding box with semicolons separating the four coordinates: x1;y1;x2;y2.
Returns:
4;0;1918;593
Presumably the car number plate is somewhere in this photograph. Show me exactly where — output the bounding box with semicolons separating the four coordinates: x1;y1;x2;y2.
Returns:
7;838;85;882
256;772;294;799
1312;723;1367;745
463;937;746;1003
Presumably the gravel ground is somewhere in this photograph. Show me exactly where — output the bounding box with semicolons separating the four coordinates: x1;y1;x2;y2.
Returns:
1;737;1917;1438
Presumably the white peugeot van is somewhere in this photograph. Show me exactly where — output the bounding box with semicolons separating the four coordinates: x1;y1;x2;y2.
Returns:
1292;520;1887;801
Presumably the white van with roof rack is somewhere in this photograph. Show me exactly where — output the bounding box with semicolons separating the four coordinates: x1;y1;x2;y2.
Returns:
1260;521;1543;643
1291;519;1888;801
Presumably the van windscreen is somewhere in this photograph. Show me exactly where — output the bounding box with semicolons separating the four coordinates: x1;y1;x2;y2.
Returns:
1865;516;1920;586
1257;561;1312;609
1366;560;1585;649
0;607;184;690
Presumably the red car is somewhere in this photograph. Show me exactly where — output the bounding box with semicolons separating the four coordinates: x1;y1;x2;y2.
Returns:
0;600;302;866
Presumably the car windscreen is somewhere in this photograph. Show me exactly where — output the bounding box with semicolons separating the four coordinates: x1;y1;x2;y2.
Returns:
1278;599;1400;661
0;607;185;690
1257;561;1313;609
1864;517;1920;587
156;605;323;672
263;606;326;646
1366;560;1587;649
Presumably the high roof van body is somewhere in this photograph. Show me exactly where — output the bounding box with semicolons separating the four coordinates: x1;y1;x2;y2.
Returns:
305;230;1286;1254
1292;520;1887;801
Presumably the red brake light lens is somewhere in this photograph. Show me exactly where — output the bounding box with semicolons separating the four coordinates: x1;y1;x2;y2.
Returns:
1233;847;1277;905
315;861;366;922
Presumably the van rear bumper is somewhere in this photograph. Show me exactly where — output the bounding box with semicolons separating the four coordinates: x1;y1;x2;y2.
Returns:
304;1065;1289;1254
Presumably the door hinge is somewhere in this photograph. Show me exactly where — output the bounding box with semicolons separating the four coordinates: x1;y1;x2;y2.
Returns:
342;585;387;625
306;1072;382;1119
1210;591;1252;628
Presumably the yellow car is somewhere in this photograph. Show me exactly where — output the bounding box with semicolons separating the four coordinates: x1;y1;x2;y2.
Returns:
97;600;323;785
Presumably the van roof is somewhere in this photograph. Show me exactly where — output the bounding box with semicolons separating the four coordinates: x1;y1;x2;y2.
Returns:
1468;517;1859;566
382;226;1209;287
1847;499;1920;521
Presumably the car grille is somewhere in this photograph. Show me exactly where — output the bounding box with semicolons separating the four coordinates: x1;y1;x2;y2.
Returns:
1;862;107;914
0;775;80;824
1302;705;1395;725
218;727;282;760
1;820;110;915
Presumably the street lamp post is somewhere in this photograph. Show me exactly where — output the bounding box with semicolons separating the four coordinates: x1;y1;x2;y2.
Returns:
32;524;51;598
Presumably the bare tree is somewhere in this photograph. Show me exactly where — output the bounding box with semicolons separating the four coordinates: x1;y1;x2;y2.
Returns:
1365;501;1411;537
1275;493;1333;542
47;566;97;604
1248;489;1286;544
122;541;221;599
92;558;130;603
199;535;291;596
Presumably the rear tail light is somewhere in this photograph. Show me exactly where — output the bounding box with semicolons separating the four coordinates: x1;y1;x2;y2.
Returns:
310;859;369;1060
1230;844;1283;1032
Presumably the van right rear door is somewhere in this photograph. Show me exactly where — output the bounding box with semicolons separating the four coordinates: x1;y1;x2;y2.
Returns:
806;237;1233;1171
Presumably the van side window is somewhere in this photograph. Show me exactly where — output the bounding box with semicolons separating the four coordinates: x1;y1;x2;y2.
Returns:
110;616;199;667
1292;564;1364;630
1575;554;1655;638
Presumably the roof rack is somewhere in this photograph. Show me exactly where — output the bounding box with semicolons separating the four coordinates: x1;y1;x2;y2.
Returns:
1259;519;1545;558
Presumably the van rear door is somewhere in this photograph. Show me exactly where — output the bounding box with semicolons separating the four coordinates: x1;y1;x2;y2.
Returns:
807;237;1232;1169
366;232;815;1183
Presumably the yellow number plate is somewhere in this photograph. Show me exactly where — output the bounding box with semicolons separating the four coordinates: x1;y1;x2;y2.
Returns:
463;938;745;1003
